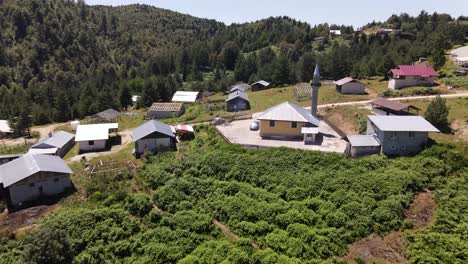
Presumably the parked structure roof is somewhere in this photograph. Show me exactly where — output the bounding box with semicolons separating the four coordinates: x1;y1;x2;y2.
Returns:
172;91;200;103
368;115;440;132
31;131;75;150
93;109;121;121
258;102;320;126
148;102;184;112
389;65;438;77
0;154;72;187
347;135;381;147
75;123;118;141
229;83;250;93
251;80;270;87
226;90;249;102
334;77;363;86
27;148;58;155
370;97;420;112
132;120;175;141
0;120;12;133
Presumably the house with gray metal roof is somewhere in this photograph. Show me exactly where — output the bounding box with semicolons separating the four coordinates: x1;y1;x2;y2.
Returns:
0;154;73;207
28;131;75;157
346;135;381;157
0;154;22;166
251;80;270;91
132;120;176;158
229;83;250;93
226;91;250;112
257;102;320;141
334;77;365;94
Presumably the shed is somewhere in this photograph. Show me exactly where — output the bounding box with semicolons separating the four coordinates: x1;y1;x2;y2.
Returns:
226;91;250;112
172;91;200;103
229;83;250;93
29;131;75;157
0;154;22;166
132;120;176;157
334;77;366;94
0;154;73;207
347;135;381;157
145;103;185;119
370;98;420;115
0;120;13;138
75;123;119;152
251;80;271;91
93;109;121;122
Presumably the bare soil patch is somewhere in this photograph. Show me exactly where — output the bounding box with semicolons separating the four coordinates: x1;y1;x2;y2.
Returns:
344;191;435;263
0;204;59;237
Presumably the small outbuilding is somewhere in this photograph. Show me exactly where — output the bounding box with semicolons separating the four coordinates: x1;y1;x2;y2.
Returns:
226;91;250;112
132;120;176;158
28;131;75;157
370;98;420;116
75;123;119;152
172;91;200;103
0;120;13;138
347;135;381;157
145;102;185;119
251;80;271;91
0;154;73;207
0;154;22;166
334;77;366;94
93;109;121;122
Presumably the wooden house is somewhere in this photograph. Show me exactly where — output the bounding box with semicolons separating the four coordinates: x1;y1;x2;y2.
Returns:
226;91;250;112
145;103;185;119
132;120;176;158
251;80;271;91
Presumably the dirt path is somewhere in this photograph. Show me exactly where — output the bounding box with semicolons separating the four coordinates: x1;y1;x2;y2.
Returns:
345;190;436;264
213;219;258;249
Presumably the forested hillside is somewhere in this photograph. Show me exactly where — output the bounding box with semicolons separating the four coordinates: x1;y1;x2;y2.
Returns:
0;0;466;126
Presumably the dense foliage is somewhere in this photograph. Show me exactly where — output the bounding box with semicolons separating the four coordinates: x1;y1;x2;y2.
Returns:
424;95;450;131
0;0;466;124
0;127;465;263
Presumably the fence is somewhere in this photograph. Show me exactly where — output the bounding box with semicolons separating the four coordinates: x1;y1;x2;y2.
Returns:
89;160;137;177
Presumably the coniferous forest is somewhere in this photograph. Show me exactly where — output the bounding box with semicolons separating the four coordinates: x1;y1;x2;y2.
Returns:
0;0;467;124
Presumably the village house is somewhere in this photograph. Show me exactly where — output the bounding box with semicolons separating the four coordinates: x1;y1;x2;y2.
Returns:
329;29;341;36
347;135;382;157
132;120;176;158
229;83;250;93
0;120;13;138
334;77;366;94
257;102;320;141
171;91;200;103
388;65;438;89
251;80;271;91
92;108;121;122
226;90;250;112
145;102;185;119
370;97;420;116
0;154;73;208
0;154;22;166
28;131;75;157
75;123;119;152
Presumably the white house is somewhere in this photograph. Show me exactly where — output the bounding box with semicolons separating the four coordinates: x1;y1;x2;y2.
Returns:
388;65;438;89
0;154;73;207
75;123;118;152
334;77;366;94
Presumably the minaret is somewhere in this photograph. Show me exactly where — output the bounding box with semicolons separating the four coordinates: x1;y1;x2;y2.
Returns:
310;64;321;117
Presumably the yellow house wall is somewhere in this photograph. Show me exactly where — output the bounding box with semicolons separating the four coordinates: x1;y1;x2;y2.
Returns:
259;120;307;138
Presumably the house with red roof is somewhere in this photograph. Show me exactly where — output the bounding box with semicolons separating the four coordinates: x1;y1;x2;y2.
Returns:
388;65;438;89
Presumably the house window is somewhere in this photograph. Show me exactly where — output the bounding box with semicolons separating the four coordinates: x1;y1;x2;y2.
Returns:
409;132;415;138
89;140;95;146
390;132;397;140
291;122;297;128
269;120;275;127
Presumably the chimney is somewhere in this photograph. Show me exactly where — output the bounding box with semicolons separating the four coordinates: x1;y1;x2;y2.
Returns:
48;132;52;138
310;64;321;117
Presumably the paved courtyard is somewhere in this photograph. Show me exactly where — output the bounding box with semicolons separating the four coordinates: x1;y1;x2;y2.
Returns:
216;113;347;153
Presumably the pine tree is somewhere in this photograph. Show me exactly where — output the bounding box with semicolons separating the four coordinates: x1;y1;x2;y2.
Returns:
424;95;449;131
